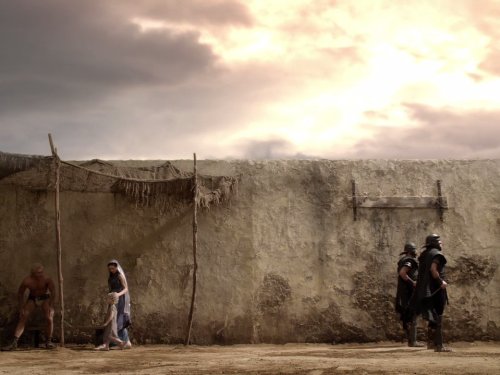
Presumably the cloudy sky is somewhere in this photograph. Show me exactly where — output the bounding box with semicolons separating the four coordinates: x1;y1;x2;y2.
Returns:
1;0;500;159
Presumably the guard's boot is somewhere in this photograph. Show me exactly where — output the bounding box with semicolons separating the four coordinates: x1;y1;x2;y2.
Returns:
408;322;425;347
1;337;18;351
434;320;452;352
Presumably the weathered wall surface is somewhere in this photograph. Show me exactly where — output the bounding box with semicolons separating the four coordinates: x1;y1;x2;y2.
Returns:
1;159;499;344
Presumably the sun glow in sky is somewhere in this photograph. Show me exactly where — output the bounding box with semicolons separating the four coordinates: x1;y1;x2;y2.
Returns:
133;0;500;157
1;0;500;159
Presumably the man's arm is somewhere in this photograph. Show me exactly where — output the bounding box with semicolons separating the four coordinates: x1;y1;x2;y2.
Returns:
47;278;57;307
399;266;416;287
430;261;447;289
17;280;28;309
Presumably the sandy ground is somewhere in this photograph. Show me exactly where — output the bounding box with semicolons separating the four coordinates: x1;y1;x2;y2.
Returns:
0;342;499;375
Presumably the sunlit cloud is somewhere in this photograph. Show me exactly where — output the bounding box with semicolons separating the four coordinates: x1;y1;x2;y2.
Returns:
1;0;499;159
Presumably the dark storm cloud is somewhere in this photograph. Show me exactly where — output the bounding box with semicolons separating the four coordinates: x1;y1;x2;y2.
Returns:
238;138;317;160
350;104;500;159
0;0;262;158
112;0;253;26
0;0;217;114
2;1;498;161
241;139;291;159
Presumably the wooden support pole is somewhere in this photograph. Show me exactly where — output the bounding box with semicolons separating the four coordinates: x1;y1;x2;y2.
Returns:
185;153;198;346
351;180;357;221
437;180;444;222
48;134;65;347
355;196;447;208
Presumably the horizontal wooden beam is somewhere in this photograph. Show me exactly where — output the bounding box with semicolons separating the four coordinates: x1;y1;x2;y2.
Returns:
352;196;448;208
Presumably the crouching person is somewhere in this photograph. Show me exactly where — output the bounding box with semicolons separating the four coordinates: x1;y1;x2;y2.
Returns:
2;263;56;351
95;292;125;351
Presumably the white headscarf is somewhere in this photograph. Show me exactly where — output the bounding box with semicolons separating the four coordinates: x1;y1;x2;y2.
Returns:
109;259;131;317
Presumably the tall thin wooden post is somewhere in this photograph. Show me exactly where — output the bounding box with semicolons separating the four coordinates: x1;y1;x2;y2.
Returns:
185;153;198;345
437;180;444;222
351;180;358;221
48;134;65;347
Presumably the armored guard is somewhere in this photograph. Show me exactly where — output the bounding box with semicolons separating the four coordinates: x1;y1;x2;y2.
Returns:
412;233;452;352
396;242;423;347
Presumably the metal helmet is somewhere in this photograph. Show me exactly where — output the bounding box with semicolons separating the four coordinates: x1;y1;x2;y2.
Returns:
425;233;441;249
404;242;417;254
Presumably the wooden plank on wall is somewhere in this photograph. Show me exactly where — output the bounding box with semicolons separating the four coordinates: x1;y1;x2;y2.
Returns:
353;196;448;208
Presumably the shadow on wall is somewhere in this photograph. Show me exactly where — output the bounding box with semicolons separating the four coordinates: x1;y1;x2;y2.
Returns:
445;255;499;341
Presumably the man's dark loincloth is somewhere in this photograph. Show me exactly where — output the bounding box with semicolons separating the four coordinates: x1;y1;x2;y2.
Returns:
28;294;50;307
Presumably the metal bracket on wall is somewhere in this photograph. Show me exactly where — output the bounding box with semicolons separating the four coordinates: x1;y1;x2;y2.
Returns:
350;180;448;222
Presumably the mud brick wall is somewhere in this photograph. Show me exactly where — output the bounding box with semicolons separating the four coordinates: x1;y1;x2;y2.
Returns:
1;159;499;344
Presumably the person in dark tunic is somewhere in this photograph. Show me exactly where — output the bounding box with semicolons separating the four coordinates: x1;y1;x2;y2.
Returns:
412;234;452;352
107;260;132;349
396;242;424;347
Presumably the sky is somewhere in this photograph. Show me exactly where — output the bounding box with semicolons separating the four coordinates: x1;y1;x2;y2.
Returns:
1;0;500;160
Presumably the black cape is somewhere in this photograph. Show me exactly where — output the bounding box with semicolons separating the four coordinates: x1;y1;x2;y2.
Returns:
411;247;447;323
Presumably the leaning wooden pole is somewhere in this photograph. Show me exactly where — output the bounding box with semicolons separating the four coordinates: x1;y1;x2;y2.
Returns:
185;153;198;345
48;134;65;347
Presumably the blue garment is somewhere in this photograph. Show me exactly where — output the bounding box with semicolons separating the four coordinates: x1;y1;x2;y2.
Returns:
108;272;130;331
119;327;129;342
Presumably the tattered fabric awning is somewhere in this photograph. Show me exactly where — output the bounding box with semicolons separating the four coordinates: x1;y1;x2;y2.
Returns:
2;144;235;347
0;151;50;179
0;150;237;210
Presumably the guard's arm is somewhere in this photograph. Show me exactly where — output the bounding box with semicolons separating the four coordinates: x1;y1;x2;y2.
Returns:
399;266;416;287
430;261;447;289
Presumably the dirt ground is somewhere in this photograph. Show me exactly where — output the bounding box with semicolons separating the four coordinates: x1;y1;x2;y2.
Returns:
0;342;499;375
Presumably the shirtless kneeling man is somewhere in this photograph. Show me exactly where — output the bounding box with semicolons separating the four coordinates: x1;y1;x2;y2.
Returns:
2;263;57;350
